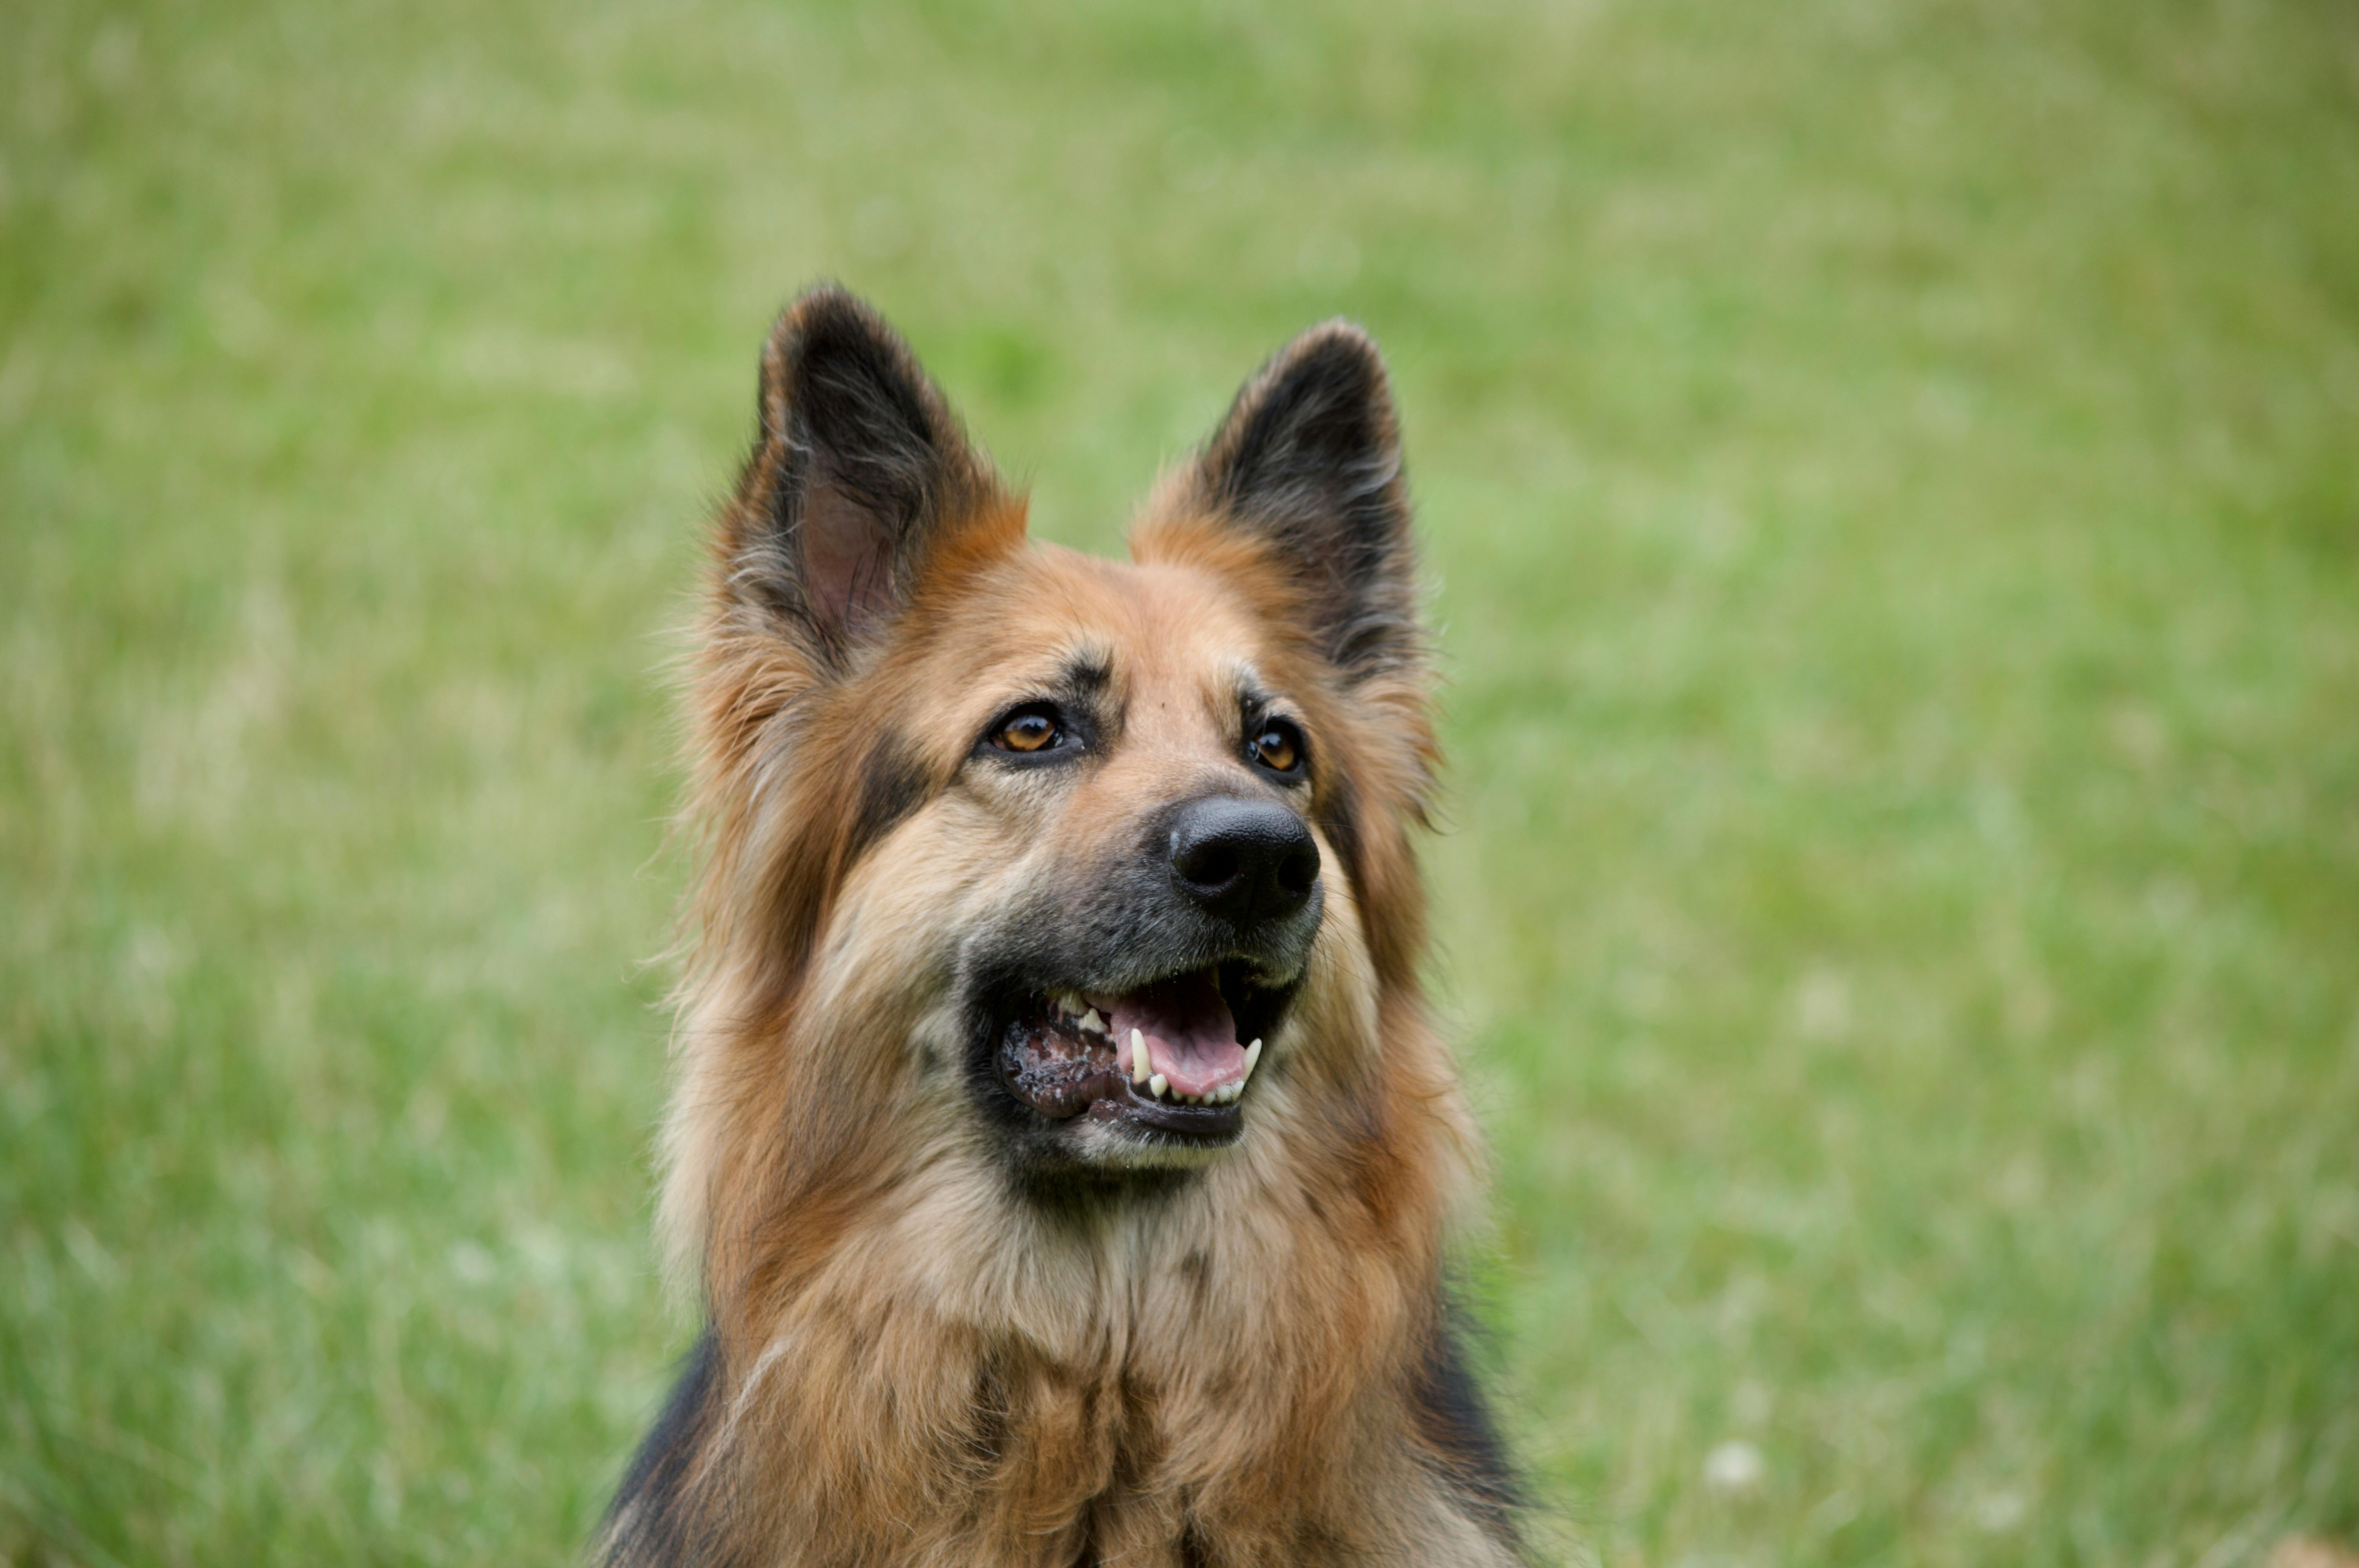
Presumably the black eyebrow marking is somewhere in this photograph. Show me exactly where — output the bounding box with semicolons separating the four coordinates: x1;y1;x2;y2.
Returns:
850;732;932;857
1057;650;1113;702
1237;677;1304;730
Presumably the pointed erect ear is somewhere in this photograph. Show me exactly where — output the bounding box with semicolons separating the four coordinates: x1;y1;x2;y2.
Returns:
1174;322;1421;681
721;287;1008;666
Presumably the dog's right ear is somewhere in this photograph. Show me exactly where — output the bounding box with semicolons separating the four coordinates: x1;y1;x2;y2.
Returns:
1150;322;1422;686
720;287;1008;669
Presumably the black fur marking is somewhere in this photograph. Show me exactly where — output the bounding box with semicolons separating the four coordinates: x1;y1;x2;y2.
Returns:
1191;325;1421;683
1058;648;1114;700
847;732;932;868
1410;1300;1525;1548
602;1328;724;1567
1314;770;1365;911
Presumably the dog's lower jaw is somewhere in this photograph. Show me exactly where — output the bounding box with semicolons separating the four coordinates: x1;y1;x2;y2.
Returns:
990;1071;1258;1182
1058;1114;1241;1172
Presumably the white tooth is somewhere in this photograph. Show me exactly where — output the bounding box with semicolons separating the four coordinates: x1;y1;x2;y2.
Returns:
1129;1033;1150;1083
1148;1073;1169;1099
1224;1083;1240;1103
1080;1008;1105;1035
1243;1039;1263;1080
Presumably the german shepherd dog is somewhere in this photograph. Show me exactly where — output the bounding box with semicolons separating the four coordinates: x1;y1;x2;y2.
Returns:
602;288;1522;1566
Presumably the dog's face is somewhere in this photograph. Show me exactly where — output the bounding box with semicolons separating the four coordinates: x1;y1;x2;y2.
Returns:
686;292;1433;1188
857;548;1341;1172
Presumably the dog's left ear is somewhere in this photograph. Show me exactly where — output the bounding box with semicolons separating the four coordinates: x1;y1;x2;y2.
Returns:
1170;322;1421;682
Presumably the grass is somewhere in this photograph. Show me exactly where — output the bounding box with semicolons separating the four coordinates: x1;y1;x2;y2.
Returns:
4;0;2355;1562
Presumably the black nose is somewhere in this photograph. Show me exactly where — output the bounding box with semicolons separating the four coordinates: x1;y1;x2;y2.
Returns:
1167;796;1321;929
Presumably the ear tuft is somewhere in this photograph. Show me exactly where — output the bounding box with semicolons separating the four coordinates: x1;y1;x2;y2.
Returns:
722;287;1007;666
1165;322;1421;681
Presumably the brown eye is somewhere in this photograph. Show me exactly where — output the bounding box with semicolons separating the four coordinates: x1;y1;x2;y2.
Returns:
996;709;1060;753
1251;720;1303;775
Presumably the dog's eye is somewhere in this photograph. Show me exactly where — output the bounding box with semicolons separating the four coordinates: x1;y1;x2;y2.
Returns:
993;706;1062;753
1250;720;1304;775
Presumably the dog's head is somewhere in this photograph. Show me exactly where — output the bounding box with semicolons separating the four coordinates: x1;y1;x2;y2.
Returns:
676;289;1435;1204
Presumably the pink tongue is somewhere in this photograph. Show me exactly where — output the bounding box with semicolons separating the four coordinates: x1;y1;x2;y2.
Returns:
1095;972;1244;1099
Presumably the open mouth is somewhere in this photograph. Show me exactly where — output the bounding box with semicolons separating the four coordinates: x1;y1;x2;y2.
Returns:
992;962;1287;1143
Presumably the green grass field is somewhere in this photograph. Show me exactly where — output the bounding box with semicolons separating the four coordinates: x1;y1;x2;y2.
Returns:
5;0;2356;1562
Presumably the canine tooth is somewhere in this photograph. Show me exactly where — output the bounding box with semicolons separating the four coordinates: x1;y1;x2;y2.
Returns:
1243;1039;1263;1080
1148;1073;1169;1099
1130;1031;1150;1083
1080;1008;1105;1035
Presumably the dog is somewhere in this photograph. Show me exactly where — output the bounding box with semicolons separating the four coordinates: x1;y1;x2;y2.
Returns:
602;287;1523;1566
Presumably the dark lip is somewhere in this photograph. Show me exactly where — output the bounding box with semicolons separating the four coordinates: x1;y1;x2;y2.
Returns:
1086;1076;1245;1141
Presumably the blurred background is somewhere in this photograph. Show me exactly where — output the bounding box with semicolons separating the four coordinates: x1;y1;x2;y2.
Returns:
4;0;2356;1562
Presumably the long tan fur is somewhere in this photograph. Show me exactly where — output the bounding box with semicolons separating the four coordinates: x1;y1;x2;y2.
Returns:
604;289;1521;1568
